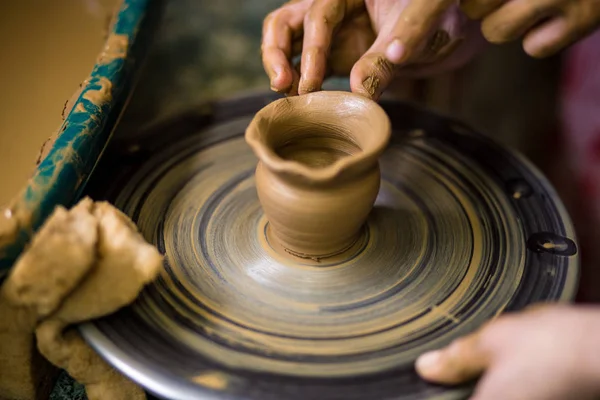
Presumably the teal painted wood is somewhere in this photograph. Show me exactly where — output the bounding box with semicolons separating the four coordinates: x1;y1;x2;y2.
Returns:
0;0;160;271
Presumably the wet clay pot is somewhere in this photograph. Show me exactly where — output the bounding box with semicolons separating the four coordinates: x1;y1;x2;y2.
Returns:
245;91;391;260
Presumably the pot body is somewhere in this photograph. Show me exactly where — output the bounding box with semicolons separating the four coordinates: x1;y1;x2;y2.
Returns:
255;161;381;258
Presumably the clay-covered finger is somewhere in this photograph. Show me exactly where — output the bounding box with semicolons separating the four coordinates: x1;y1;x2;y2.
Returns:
351;1;456;99
416;332;492;384
262;2;310;92
349;52;396;100
459;0;506;20
481;0;560;44
383;0;457;65
299;0;363;94
350;13;412;100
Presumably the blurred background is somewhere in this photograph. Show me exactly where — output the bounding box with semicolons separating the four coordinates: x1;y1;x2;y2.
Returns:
0;0;117;206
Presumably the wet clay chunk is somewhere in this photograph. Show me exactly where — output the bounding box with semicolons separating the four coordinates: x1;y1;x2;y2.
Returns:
0;197;163;400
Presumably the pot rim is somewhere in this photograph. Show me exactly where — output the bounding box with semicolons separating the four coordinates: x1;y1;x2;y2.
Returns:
245;91;391;184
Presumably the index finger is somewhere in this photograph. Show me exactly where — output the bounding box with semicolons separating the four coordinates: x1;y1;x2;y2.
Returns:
262;1;311;92
299;0;364;94
385;0;457;64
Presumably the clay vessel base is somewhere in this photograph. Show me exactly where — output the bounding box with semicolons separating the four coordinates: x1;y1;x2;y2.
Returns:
264;219;369;264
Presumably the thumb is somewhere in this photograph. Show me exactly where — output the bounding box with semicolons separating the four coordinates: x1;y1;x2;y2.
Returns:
415;332;492;385
350;0;461;100
349;50;396;100
349;0;416;99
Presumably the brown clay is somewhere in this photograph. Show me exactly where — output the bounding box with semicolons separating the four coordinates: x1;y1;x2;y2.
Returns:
245;91;391;260
0;197;162;400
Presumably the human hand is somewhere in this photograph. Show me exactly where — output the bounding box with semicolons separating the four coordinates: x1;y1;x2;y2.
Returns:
261;0;485;100
415;304;600;400
460;0;600;58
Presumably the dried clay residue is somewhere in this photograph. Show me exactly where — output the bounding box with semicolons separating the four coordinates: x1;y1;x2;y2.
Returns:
362;76;379;97
97;33;129;64
362;57;394;97
83;77;113;105
34;81;90;168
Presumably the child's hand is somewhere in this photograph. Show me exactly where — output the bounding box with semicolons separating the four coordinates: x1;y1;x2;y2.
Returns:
416;304;600;399
461;0;600;58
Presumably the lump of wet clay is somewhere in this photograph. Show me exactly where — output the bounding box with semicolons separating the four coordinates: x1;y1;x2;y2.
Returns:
0;197;163;400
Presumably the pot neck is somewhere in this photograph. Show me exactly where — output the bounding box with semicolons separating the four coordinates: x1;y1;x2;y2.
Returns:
256;147;381;187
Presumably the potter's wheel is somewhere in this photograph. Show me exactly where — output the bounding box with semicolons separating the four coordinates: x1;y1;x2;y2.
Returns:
81;92;579;400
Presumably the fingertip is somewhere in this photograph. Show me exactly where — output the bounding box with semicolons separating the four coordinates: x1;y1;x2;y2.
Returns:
385;39;406;64
349;71;378;100
298;79;321;95
298;46;328;95
349;75;376;99
521;34;546;58
522;17;569;60
270;65;294;92
349;55;395;100
415;350;445;379
522;44;547;59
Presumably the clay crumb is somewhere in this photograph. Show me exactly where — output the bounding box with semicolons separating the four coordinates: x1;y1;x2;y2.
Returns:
193;372;229;390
